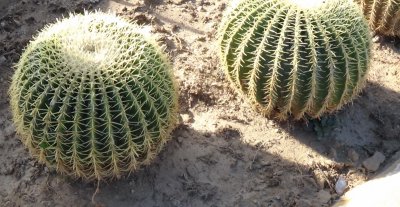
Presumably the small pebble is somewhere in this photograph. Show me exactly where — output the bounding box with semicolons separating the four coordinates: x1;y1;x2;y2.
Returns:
335;176;347;195
363;151;385;172
372;35;381;43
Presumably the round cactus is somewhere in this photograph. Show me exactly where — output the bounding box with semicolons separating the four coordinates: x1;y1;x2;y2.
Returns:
219;0;371;120
356;0;400;36
9;12;179;180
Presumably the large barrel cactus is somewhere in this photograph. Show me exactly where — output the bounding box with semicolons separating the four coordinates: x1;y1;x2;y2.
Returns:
9;12;178;180
219;0;371;120
356;0;400;36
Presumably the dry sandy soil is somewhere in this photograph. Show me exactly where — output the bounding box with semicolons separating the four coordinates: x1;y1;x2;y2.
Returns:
1;0;400;206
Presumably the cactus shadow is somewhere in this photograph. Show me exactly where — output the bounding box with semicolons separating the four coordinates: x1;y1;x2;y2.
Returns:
374;35;400;53
61;124;328;206
274;81;400;166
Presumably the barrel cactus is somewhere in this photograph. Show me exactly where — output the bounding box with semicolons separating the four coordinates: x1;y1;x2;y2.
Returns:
356;0;400;36
219;0;371;120
9;12;179;180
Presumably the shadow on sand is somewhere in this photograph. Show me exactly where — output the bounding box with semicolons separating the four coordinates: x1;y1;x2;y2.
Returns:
58;125;323;207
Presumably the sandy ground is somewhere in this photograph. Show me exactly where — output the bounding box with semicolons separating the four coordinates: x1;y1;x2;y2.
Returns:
1;0;400;206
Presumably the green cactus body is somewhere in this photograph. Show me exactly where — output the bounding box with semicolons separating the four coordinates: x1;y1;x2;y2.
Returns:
9;12;178;180
356;0;400;36
219;0;371;120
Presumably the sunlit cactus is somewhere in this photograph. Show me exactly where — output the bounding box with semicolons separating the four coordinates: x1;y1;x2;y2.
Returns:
9;12;179;180
356;0;400;36
219;0;371;120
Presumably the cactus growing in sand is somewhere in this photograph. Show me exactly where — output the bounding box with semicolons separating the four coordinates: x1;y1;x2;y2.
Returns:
356;0;400;36
219;0;371;120
9;12;178;180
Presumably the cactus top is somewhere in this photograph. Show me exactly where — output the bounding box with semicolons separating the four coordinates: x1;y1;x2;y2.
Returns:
9;12;178;180
33;12;153;73
219;0;371;119
229;0;351;11
286;0;326;9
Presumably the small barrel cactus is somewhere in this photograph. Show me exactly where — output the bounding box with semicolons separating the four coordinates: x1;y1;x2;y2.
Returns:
356;0;400;36
9;12;178;180
219;0;371;120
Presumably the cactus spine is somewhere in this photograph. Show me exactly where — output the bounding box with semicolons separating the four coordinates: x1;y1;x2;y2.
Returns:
9;12;178;180
219;0;371;120
356;0;400;36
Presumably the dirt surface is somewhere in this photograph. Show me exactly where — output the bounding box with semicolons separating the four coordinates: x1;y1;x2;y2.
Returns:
1;0;400;206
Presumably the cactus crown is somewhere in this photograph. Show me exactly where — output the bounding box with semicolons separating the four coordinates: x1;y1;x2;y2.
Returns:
356;0;400;36
9;12;178;180
287;0;325;9
219;0;371;120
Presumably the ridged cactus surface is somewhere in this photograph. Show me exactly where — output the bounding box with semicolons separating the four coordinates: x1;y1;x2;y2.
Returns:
219;0;371;120
356;0;400;36
9;12;178;180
